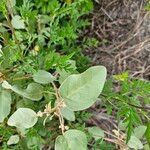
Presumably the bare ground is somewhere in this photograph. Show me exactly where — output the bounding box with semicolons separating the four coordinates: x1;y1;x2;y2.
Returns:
84;0;150;80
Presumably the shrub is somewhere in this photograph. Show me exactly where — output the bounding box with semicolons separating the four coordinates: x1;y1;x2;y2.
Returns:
0;0;107;149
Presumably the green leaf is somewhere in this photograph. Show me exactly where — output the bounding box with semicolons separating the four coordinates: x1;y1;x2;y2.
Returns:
57;69;71;84
55;136;69;150
59;66;107;111
55;129;87;150
60;107;75;121
57;60;77;84
6;0;16;11
144;144;150;150
7;108;38;129
27;136;42;149
63;130;87;150
11;83;43;101
11;15;25;29
134;125;147;139
33;70;55;84
145;122;150;147
0;90;11;122
7;135;19;145
113;72;129;81
7;0;16;7
2;80;12;89
127;135;143;149
88;126;105;140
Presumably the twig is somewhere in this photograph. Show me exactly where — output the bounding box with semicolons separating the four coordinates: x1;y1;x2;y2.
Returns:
101;93;150;111
11;74;32;81
51;81;65;134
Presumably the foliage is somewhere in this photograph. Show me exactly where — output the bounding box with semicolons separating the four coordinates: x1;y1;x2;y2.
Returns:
101;72;150;149
0;0;94;73
59;66;106;111
0;65;106;149
145;0;150;10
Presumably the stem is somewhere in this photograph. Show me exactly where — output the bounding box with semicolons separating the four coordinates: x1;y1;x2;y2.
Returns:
0;72;4;78
6;16;23;55
51;82;61;102
11;75;32;81
51;81;65;134
101;93;150;121
0;32;8;44
88;137;127;149
43;91;56;96
58;108;65;135
6;0;23;58
101;93;150;111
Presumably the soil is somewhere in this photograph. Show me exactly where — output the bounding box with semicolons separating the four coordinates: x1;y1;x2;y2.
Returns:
84;0;150;80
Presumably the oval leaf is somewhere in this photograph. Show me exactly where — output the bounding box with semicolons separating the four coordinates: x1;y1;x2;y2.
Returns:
11;15;25;29
6;0;16;12
134;125;147;139
60;107;75;121
7;135;19;145
0;90;11;122
57;69;71;84
2;80;12;89
64;130;87;150
55;129;87;150
55;135;69;150
7;108;38;129
127;135;143;149
59;66;107;111
88;126;105;140
33;70;55;84
11;83;43;101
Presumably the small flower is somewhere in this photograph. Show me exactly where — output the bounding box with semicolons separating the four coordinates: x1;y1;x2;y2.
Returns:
37;111;43;117
30;50;38;56
34;45;40;52
65;126;69;130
